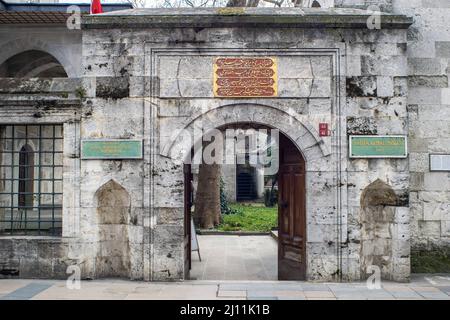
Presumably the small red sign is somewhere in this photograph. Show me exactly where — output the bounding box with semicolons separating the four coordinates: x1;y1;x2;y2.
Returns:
319;123;329;137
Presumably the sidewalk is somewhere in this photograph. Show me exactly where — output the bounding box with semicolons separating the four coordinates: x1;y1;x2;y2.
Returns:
1;274;450;300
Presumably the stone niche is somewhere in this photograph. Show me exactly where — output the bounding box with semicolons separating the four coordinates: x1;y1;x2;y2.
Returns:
360;179;410;282
95;180;131;278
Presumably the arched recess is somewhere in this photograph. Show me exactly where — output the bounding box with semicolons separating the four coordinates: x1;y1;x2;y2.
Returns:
161;103;329;168
360;179;400;281
0;50;68;78
0;37;78;77
18;144;34;208
95;180;131;278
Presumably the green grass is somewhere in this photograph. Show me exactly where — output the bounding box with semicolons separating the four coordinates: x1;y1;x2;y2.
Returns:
411;250;450;273
217;203;277;232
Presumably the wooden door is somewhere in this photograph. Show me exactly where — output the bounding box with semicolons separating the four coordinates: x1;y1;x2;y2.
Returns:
278;134;306;280
184;164;193;279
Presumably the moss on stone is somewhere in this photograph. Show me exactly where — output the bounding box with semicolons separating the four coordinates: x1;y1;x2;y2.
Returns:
411;250;450;273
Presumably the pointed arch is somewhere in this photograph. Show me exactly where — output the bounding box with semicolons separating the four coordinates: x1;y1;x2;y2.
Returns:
18;144;34;208
95;179;131;224
95;179;131;278
161;103;330;169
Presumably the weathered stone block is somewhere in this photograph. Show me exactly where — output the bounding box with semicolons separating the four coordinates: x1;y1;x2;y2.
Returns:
346;76;377;97
346;116;377;135
436;41;450;57
408;58;445;76
418;220;441;237
377;76;394;97
408;75;448;88
95;77;130;99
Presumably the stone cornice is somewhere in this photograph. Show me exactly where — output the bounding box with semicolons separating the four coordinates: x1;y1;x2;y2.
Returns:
82;8;413;30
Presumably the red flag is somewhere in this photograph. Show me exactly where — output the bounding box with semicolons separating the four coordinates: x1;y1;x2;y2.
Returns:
90;0;103;14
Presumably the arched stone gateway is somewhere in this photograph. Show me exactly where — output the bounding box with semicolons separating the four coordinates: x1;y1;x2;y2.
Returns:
162;103;330;166
152;103;343;281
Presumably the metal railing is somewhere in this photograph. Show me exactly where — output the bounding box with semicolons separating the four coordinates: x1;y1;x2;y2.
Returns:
0;124;63;236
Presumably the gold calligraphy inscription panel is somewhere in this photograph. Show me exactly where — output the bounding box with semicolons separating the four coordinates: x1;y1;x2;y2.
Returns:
213;57;278;98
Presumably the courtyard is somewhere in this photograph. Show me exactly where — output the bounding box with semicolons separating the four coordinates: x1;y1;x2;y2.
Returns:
190;235;277;281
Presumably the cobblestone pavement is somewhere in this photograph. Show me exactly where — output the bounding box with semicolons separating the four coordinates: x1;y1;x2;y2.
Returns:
1;274;450;300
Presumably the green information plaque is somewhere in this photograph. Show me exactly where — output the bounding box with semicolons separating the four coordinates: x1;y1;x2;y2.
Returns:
81;139;143;160
349;135;407;158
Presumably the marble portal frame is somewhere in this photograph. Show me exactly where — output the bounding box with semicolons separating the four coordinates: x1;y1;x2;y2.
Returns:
145;47;347;281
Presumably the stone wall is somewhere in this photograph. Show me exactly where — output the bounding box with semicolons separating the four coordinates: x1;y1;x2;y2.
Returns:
343;25;410;281
335;0;393;11
79;17;407;281
0;9;414;282
392;0;450;254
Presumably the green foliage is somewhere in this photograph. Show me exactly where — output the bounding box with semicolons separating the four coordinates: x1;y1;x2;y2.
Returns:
220;178;240;215
264;174;278;207
218;203;277;232
75;86;86;99
411;250;450;273
264;188;278;207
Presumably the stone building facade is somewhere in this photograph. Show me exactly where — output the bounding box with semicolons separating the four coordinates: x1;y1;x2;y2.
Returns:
0;0;449;282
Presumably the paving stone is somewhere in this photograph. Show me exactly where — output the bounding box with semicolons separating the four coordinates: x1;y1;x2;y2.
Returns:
2;277;450;300
438;286;450;293
217;290;247;298
277;296;306;300
0;280;33;296
247;290;277;298
304;290;335;298
415;291;450;300
410;286;441;292
1;282;54;300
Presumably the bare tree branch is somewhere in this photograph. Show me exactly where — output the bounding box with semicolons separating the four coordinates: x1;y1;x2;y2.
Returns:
146;0;294;8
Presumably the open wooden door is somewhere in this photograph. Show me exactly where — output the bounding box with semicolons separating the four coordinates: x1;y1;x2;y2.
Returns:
278;134;306;280
184;163;193;279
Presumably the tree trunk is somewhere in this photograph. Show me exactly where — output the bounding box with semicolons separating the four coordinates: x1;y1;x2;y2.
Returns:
194;163;221;229
226;0;249;6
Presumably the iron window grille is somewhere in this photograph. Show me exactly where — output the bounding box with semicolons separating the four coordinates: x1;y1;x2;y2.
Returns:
0;124;63;236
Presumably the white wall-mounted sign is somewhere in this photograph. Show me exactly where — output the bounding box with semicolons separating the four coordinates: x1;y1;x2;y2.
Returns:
430;154;450;171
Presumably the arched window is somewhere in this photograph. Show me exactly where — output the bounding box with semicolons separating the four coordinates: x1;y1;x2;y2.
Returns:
0;125;63;236
18;144;34;209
